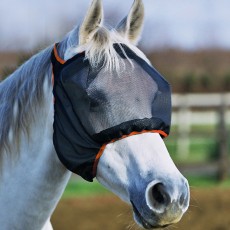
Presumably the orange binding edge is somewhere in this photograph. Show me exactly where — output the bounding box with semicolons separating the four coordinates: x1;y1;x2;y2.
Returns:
52;44;66;102
53;43;66;65
92;129;168;177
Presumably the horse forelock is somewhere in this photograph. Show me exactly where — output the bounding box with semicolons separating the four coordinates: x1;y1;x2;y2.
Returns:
64;25;151;71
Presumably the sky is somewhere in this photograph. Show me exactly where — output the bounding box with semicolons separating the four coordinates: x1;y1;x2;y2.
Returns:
0;0;230;51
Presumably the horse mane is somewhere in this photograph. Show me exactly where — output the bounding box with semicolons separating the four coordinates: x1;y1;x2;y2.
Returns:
0;46;53;155
0;25;150;160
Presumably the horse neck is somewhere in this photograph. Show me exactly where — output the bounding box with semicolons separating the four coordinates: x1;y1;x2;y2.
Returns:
0;47;71;229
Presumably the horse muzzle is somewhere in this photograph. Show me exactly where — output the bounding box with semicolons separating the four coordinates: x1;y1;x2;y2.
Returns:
131;178;190;229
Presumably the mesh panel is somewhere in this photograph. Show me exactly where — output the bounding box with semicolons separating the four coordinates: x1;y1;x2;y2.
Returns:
87;59;158;133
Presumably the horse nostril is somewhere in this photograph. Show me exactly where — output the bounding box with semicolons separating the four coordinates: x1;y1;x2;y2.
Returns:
179;192;187;206
179;194;184;206
179;182;189;208
146;180;190;214
150;183;170;209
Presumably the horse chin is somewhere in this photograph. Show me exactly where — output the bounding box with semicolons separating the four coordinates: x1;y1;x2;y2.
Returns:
131;201;170;229
131;199;185;229
131;201;156;229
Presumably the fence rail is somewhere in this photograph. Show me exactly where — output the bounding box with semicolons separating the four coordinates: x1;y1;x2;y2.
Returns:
172;93;230;126
171;93;229;179
172;93;230;108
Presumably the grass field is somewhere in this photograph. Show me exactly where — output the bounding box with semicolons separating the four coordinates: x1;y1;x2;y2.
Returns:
63;178;109;198
63;175;230;198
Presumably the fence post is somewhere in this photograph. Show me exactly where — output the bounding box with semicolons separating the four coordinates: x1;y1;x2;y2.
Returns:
177;95;191;159
217;94;229;181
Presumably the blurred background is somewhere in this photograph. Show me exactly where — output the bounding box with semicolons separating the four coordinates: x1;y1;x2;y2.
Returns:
0;0;230;229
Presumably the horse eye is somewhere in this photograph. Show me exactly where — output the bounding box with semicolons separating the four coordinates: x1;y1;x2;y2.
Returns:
89;99;100;111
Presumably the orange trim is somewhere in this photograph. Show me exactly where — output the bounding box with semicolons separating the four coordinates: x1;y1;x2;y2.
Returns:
92;143;107;176
51;72;54;86
54;44;66;64
92;130;168;176
51;66;55;103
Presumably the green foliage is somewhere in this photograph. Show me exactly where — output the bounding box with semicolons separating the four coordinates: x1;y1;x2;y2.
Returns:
182;73;196;92
200;74;212;90
223;73;230;91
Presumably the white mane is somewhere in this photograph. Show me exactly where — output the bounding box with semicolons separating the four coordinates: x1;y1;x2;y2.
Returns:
0;48;52;154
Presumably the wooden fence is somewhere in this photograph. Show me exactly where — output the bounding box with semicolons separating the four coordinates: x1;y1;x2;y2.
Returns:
171;93;230;179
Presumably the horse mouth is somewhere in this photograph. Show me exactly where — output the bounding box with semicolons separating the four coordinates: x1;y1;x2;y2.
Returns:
131;201;170;229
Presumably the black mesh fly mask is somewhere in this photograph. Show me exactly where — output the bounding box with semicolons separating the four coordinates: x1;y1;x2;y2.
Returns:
51;43;172;182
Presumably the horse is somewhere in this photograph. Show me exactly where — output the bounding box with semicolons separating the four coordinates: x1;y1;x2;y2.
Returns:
0;0;189;229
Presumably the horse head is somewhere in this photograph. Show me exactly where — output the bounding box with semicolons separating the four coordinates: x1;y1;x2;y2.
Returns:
54;0;190;228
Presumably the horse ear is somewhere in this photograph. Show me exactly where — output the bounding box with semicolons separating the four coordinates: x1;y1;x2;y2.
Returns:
79;0;103;45
116;0;144;45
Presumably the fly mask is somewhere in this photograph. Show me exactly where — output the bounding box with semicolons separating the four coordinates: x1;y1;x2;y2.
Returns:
51;43;171;182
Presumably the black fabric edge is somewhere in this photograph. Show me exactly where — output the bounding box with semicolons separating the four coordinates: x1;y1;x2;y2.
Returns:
92;117;170;143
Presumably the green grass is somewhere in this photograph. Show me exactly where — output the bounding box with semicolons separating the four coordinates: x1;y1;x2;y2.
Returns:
187;175;230;188
62;178;109;198
164;123;230;164
165;137;217;164
62;175;230;199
